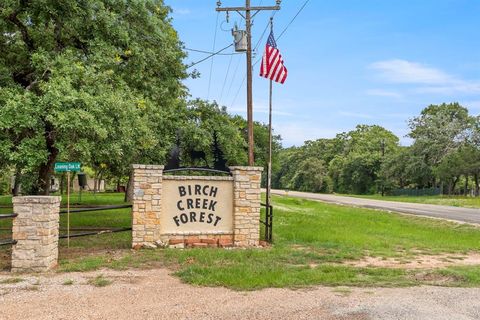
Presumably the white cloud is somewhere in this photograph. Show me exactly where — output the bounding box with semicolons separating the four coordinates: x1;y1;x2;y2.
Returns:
228;103;294;117
173;8;191;15
366;89;402;99
460;100;480;111
338;111;374;119
370;59;452;84
369;59;480;95
274;123;341;146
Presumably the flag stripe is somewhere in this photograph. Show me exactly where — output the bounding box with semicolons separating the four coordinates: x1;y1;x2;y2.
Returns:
260;31;287;84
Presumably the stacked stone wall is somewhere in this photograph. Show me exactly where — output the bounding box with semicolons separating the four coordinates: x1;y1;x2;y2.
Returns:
230;166;263;247
131;164;163;247
11;196;61;272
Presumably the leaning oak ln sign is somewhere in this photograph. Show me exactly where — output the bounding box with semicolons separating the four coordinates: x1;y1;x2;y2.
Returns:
131;165;262;248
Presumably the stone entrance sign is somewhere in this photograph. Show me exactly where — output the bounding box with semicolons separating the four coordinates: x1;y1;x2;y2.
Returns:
131;165;262;248
161;177;233;234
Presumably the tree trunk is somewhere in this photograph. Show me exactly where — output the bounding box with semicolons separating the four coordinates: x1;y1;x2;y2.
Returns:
12;166;21;196
98;172;103;192
451;176;459;195
34;122;58;195
93;169;98;194
465;175;469;196
124;173;131;203
475;173;480;197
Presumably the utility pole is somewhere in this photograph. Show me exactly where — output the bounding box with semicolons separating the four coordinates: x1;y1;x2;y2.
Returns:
216;1;281;166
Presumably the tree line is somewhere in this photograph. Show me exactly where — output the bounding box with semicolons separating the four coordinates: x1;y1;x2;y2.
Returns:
0;1;281;196
1;1;477;198
273;103;480;196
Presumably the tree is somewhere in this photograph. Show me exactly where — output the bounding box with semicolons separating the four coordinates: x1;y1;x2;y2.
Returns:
0;0;187;194
291;158;329;192
409;103;472;167
273;124;400;194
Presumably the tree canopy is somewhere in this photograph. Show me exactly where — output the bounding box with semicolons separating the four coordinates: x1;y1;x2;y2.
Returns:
0;0;187;194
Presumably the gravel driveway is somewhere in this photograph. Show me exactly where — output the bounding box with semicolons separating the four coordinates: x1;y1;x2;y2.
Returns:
1;268;480;320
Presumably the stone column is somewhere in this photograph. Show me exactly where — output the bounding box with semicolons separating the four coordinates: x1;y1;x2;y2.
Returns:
131;164;163;248
230;166;263;247
11;196;61;273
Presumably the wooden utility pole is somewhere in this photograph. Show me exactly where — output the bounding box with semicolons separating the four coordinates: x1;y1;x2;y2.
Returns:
216;1;280;166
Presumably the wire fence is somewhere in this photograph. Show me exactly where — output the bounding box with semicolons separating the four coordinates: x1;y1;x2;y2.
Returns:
391;188;441;196
0;205;133;247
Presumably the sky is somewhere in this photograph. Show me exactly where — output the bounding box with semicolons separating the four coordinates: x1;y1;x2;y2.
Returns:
164;0;480;147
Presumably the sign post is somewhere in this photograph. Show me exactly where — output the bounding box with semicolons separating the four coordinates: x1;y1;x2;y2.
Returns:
54;162;81;247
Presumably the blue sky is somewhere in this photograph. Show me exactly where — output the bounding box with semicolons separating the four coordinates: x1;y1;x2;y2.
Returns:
165;0;480;147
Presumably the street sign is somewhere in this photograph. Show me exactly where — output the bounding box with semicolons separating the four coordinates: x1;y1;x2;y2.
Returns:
54;162;81;172
54;162;81;248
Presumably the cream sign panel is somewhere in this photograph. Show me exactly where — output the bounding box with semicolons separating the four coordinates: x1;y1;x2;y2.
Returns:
161;178;234;233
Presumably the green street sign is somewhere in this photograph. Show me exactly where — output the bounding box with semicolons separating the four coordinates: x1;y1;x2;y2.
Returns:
54;162;81;172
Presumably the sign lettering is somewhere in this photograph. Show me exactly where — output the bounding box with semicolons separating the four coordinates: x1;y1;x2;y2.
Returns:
161;179;233;233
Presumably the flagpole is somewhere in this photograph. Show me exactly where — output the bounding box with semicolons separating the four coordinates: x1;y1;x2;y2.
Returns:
266;18;274;242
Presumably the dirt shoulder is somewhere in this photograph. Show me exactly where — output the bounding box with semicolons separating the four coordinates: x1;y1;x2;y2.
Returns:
1;268;480;320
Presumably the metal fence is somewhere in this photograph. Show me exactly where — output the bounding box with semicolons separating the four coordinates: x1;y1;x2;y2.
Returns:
390;187;441;196
0;205;133;247
58;205;132;239
260;203;273;243
0;213;17;246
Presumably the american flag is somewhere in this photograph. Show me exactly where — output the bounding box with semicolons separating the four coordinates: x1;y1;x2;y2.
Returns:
260;31;287;84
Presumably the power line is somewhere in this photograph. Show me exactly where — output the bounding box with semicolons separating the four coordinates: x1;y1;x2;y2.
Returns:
187;44;234;69
231;74;246;107
225;54;243;103
185;48;241;56
277;0;310;40
207;12;221;99
219;53;234;104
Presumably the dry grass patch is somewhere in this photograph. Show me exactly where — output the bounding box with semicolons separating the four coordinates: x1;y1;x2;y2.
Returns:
344;252;480;269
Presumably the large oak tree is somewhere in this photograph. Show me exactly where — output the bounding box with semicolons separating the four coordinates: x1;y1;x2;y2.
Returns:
0;0;187;194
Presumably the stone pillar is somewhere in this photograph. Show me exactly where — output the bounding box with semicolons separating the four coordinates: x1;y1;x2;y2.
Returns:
11;196;61;273
131;164;163;248
230;166;263;247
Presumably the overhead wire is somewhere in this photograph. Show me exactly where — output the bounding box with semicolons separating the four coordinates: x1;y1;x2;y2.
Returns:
231;9;274;107
225;54;243;104
187;44;234;69
185;47;241;55
219;53;234;104
277;0;310;40
207;11;221;100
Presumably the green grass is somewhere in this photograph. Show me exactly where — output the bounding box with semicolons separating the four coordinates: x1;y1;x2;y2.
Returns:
0;277;24;284
88;275;112;287
63;279;74;285
348;194;480;208
2;192;480;289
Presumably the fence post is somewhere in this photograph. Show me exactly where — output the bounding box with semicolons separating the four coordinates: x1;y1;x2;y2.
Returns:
11;196;61;273
131;164;164;248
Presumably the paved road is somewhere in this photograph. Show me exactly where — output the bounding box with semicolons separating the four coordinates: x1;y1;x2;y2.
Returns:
270;189;480;225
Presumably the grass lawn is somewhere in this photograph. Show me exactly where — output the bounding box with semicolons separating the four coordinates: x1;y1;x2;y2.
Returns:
348;194;480;208
1;192;480;289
